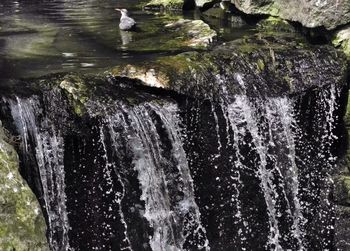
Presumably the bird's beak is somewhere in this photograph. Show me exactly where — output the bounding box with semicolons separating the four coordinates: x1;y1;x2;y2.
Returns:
115;8;121;12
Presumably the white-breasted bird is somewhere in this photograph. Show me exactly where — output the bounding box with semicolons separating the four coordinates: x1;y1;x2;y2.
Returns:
115;8;136;31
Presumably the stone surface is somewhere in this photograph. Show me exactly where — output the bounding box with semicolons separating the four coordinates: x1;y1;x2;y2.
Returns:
231;0;350;30
0;121;49;251
112;32;348;99
257;16;296;33
203;7;247;26
333;26;350;59
195;0;217;8
124;19;217;52
144;0;185;10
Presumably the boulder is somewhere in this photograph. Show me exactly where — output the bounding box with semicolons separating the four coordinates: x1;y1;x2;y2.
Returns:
333;26;350;59
231;0;350;30
0;122;49;251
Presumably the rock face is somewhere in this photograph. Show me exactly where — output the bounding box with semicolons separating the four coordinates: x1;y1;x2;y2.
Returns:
231;0;350;30
0;122;49;251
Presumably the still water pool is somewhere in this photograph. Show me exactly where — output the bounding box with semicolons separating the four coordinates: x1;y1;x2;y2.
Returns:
0;0;254;79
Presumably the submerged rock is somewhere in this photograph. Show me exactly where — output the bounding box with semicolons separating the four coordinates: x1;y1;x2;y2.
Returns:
335;206;350;250
0;122;48;251
231;0;350;30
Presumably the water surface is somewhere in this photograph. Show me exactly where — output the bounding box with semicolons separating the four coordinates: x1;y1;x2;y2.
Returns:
0;0;255;79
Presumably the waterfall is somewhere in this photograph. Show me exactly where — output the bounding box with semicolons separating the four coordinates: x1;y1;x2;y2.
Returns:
6;96;71;251
0;76;342;250
95;101;210;251
223;96;305;250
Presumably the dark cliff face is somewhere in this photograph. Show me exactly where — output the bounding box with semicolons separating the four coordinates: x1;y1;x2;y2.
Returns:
0;33;348;251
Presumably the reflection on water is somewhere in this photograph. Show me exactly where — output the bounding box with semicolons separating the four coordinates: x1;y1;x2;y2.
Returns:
120;30;133;47
0;0;254;79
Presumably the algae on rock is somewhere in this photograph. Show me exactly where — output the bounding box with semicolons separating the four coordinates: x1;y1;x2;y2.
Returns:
145;0;185;10
0;122;49;251
333;26;350;59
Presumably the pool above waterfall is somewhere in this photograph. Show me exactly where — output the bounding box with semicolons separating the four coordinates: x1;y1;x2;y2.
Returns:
0;0;255;79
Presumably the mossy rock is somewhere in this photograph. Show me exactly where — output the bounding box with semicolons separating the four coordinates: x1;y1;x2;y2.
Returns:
111;31;347;100
332;26;350;60
257;17;296;33
0;122;49;251
124;19;216;52
144;0;184;10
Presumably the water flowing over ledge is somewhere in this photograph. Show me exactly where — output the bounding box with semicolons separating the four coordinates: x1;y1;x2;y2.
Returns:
0;32;348;250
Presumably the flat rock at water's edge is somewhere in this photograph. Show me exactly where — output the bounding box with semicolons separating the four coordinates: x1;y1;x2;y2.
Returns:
112;32;348;99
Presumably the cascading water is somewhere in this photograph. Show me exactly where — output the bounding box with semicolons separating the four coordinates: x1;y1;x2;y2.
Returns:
0;74;343;250
181;80;341;250
93;101;210;251
6;96;71;251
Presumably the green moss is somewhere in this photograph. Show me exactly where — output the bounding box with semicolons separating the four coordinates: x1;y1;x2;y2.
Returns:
59;75;90;116
145;0;184;10
264;3;281;16
257;59;265;72
332;27;350;59
0;123;48;251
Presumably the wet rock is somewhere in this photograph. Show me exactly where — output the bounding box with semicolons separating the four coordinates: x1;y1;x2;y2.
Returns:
203;7;247;27
125;19;216;52
257;16;296;33
231;0;350;30
112;32;348;99
144;0;185;10
164;19;217;47
333;26;350;59
0;122;49;251
195;0;217;8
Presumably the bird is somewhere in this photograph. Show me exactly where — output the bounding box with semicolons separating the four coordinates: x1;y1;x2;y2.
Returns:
115;8;136;31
